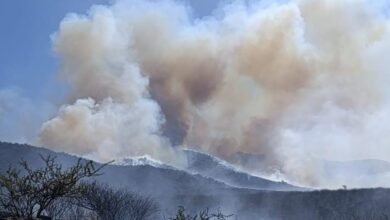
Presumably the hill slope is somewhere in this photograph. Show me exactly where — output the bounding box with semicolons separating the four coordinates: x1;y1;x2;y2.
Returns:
183;149;300;191
2;142;390;219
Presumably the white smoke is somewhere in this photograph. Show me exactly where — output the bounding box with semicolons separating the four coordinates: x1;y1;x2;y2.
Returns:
39;6;180;165
37;0;390;188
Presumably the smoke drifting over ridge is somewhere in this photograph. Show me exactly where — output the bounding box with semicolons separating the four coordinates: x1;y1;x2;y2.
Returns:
38;0;390;187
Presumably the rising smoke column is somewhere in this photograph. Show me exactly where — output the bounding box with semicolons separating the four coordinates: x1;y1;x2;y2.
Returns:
39;5;175;163
39;0;390;187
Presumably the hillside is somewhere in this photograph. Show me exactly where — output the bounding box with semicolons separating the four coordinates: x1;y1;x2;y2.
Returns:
183;149;300;191
1;142;390;219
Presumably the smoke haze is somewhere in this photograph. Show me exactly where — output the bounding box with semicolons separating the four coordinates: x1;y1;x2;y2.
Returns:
35;0;390;188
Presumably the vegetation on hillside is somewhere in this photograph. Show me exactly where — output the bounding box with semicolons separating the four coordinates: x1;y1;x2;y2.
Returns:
168;206;232;220
0;155;160;220
1;147;390;220
0;154;231;220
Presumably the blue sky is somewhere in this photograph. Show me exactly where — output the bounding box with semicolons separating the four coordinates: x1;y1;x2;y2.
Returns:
0;0;221;142
0;0;220;102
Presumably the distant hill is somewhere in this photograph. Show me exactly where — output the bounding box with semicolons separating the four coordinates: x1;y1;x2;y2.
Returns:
183;149;300;191
2;141;390;219
0;142;232;197
225;149;390;189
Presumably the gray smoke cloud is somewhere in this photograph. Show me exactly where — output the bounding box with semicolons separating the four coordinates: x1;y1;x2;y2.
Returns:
38;0;390;188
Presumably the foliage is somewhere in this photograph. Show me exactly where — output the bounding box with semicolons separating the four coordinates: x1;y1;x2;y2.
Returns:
76;182;159;220
0;155;110;218
169;206;233;220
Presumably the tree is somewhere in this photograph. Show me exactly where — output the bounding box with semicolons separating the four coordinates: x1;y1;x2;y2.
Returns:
45;197;73;220
77;182;159;220
0;154;111;218
128;193;159;220
169;206;192;220
169;206;233;220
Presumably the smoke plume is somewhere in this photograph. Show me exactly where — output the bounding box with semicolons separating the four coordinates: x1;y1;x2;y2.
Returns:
38;0;390;187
